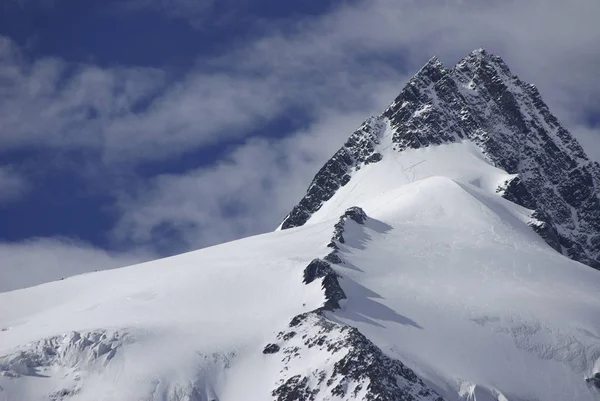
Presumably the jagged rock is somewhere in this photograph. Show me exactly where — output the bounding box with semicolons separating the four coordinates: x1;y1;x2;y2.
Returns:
342;206;368;224
301;258;346;311
323;251;342;264
497;176;537;210
271;312;444;401
263;344;280;354
529;210;562;253
277;206;443;401
302;208;370;311
303;259;335;284
280;118;387;230
281;49;600;269
586;373;600;389
329;206;368;247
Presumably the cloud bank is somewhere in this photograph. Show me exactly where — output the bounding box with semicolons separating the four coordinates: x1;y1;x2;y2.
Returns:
0;238;152;292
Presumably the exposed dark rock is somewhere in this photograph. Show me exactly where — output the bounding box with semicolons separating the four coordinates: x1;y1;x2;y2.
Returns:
263;344;280;354
329;206;368;248
497;177;562;253
586;372;600;390
320;273;347;311
301;207;371;311
273;207;441;400
303;259;335;285
497;176;537;210
272;375;319;401
280;118;387;230
271;313;443;401
301;258;346;311
530;210;562;253
323;251;342;264
382;49;600;267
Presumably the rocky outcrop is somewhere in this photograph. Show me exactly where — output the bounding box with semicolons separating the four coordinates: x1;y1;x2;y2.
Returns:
302;258;346;311
301;206;368;311
281;49;600;269
268;207;443;401
280;118;386;230
497;176;562;252
270;313;443;401
328;206;368;248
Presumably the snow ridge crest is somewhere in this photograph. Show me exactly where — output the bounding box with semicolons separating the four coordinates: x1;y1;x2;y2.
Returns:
266;207;444;401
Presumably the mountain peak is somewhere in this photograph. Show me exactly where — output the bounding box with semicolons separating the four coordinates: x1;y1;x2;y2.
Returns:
456;47;511;73
281;50;600;269
467;47;490;59
412;55;447;84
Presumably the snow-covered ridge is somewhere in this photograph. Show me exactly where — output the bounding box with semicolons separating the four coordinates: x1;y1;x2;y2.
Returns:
281;49;600;269
0;207;446;401
265;206;444;401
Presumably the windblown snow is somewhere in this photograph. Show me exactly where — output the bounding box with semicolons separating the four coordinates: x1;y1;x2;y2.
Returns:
2;51;600;401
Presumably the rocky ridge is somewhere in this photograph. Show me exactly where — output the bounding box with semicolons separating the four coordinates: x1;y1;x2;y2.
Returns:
267;207;443;401
280;118;387;230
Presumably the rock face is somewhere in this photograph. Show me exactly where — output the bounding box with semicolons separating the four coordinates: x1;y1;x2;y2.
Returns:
281;49;600;269
270;313;443;401
280;118;387;230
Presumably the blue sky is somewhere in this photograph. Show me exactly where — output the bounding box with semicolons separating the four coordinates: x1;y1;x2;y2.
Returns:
1;0;599;272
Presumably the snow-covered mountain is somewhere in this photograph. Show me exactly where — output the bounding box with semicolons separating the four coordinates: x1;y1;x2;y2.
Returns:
280;49;600;269
2;49;600;401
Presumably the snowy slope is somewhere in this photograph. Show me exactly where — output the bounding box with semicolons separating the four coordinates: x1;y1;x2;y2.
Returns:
2;139;600;400
0;227;331;400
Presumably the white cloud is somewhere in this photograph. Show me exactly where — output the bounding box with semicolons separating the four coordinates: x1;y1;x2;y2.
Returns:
0;37;166;151
0;237;152;292
1;34;388;163
113;108;387;249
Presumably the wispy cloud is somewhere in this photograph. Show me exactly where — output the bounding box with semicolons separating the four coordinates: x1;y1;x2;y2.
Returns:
113;109;386;250
0;166;29;204
0;237;153;292
0;36;166;152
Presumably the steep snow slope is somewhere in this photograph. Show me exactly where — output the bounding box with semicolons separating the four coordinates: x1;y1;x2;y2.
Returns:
2;140;600;401
332;176;600;401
